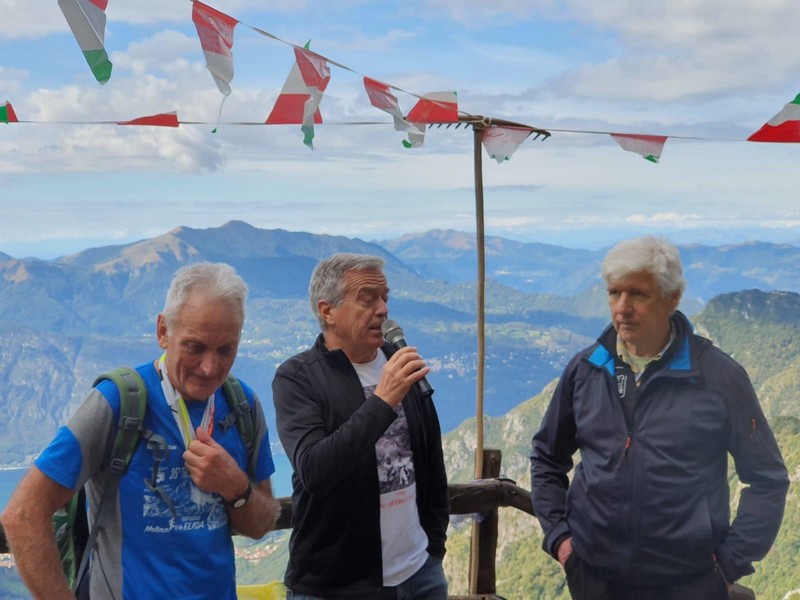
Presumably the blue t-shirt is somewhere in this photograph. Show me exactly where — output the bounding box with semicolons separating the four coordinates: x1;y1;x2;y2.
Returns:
36;361;276;600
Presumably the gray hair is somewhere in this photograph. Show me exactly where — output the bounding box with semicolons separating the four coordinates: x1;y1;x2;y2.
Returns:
162;262;248;326
601;236;686;297
309;253;385;329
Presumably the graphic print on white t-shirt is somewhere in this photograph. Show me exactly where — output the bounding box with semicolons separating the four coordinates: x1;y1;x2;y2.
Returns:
352;352;429;586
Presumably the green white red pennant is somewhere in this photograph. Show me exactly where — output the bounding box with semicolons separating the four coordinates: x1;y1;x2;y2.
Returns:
192;1;238;97
266;44;330;150
610;133;667;163
57;0;112;84
401;91;458;148
482;126;533;163
117;112;179;127
0;101;18;124
748;94;800;142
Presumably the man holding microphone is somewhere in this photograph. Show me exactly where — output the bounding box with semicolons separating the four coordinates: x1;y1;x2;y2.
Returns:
272;253;449;600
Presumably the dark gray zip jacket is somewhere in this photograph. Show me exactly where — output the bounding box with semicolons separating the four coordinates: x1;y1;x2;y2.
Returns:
272;334;449;598
530;312;789;585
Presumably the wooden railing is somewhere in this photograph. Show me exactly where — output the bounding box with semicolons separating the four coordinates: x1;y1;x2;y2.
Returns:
0;449;757;600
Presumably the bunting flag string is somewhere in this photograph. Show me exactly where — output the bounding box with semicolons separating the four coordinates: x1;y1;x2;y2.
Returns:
18;0;800;162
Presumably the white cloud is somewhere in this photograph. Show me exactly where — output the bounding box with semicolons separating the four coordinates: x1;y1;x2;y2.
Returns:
0;0;309;39
546;1;800;102
626;212;703;225
0;0;68;39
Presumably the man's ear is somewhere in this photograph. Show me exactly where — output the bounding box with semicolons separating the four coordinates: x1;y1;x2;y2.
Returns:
669;292;682;312
318;300;334;327
156;313;169;349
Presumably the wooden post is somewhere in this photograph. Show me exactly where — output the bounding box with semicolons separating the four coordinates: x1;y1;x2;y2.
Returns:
469;448;502;595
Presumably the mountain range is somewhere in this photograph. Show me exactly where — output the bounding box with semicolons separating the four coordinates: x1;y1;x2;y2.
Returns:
1;221;799;465
0;222;798;597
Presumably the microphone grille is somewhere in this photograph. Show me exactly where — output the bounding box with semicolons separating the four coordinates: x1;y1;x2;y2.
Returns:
381;319;403;339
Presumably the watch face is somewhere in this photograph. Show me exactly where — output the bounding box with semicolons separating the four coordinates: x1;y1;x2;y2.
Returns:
228;481;252;508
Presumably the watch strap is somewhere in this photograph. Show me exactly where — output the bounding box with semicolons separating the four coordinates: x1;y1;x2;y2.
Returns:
227;480;252;509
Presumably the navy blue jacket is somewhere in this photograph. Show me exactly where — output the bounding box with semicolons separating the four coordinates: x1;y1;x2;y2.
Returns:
272;334;449;598
530;312;789;585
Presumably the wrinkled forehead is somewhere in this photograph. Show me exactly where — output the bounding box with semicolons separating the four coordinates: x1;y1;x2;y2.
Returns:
606;269;658;288
606;270;678;303
173;290;244;327
343;269;388;294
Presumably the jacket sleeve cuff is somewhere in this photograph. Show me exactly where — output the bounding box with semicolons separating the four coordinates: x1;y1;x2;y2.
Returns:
714;546;753;584
543;520;571;559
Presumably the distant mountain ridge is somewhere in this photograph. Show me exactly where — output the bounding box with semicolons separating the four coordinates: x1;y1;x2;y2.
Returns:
0;221;414;336
0;222;596;463
1;222;798;466
379;229;800;302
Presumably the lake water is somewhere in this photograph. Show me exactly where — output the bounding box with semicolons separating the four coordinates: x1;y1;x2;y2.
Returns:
0;453;292;512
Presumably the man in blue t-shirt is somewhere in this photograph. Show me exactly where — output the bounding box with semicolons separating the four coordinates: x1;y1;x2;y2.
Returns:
2;262;281;600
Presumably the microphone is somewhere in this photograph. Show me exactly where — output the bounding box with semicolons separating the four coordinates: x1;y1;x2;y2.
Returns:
381;319;434;397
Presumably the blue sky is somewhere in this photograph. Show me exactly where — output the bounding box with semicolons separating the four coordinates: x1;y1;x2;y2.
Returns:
2;0;800;258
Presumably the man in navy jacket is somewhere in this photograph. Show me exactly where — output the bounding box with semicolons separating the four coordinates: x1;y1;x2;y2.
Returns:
530;236;789;600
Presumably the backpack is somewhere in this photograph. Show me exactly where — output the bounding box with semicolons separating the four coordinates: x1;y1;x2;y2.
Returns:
52;367;256;593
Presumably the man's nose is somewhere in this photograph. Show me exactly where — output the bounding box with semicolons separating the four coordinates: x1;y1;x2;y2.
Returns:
199;352;219;375
376;298;388;317
615;293;633;313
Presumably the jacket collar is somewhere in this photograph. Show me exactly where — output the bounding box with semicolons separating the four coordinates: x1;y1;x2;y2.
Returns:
589;311;697;376
313;333;394;368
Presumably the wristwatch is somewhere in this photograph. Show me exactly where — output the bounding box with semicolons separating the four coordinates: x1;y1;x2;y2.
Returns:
226;481;252;509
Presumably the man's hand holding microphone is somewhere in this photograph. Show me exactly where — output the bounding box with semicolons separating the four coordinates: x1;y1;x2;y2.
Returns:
375;319;434;407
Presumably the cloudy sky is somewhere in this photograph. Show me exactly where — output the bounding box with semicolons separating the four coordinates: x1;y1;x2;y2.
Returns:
2;0;800;258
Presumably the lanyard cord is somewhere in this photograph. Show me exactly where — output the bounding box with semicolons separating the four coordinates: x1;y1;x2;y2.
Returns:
158;354;215;449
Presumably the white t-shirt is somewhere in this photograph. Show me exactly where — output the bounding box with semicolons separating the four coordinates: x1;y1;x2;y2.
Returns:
352;351;429;586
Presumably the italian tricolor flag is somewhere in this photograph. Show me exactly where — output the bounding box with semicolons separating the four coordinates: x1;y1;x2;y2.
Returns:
610;133;667;163
0;102;18;124
192;1;238;97
117;112;179;127
405;91;458;124
58;0;112;84
482;126;533;163
748;94;800;142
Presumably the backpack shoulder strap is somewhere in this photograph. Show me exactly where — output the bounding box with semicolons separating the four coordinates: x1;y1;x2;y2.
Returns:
74;367;148;589
221;375;256;475
93;367;148;474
